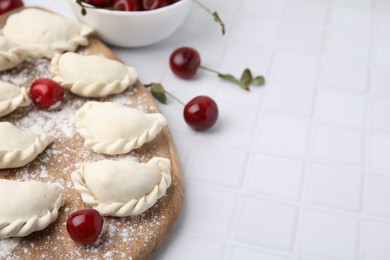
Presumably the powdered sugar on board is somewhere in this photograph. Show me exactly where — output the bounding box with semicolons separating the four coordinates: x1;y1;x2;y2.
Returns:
0;55;174;259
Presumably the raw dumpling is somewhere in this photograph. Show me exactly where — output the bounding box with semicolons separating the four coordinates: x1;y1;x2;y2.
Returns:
0;81;31;117
71;157;171;217
0;179;63;238
3;8;93;59
76;102;166;155
51;52;138;97
0;122;52;169
0;36;27;71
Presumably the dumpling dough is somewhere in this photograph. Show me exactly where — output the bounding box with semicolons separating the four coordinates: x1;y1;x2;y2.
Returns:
0;81;31;117
71;157;171;217
51;52;138;97
0;36;27;71
76;102;167;155
0;180;63;238
3;8;93;59
0;122;52;169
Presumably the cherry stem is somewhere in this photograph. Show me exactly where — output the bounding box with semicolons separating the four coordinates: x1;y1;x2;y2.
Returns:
164;90;186;106
192;0;226;35
199;65;222;75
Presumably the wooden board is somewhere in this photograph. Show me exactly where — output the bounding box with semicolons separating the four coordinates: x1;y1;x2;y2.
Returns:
0;7;183;260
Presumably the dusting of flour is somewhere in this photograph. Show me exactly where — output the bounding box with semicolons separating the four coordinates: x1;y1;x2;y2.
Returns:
0;57;168;259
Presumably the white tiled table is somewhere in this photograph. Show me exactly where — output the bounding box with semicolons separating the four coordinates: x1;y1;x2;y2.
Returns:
25;0;390;259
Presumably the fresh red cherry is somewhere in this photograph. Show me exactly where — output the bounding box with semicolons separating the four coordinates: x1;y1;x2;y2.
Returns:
113;0;142;11
184;95;218;131
0;0;23;15
66;209;104;245
142;0;168;10
169;47;201;79
29;78;64;110
81;0;113;7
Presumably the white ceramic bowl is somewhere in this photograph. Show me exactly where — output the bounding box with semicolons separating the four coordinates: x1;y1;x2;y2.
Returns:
68;0;192;47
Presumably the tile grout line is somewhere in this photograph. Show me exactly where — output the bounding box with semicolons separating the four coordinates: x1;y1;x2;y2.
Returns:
291;0;333;257
358;0;378;258
221;1;286;258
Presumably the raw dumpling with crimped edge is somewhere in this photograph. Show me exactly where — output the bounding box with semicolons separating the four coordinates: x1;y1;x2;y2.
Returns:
75;101;167;155
71;157;171;217
0;36;28;72
0;179;64;239
51;52;138;98
3;8;93;59
0;81;30;117
0;122;52;169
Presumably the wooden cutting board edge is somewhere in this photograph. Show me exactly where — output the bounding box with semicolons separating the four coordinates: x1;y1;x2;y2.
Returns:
0;7;184;259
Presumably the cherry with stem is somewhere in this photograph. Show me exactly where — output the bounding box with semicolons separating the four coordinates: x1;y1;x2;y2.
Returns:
146;83;218;131
170;47;265;91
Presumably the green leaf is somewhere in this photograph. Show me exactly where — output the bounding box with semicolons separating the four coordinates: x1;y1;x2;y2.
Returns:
240;68;253;90
150;83;167;104
252;76;265;86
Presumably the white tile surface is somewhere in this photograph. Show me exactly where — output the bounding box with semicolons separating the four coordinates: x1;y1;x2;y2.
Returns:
369;134;390;172
188;141;248;188
325;30;371;60
364;220;390;260
371;98;390;132
229;246;292;260
264;81;316;118
257;115;311;156
18;0;390;259
200;105;258;146
278;22;324;54
246;153;305;201
232;16;280;47
180;184;238;238
313;125;364;166
365;173;390;218
374;12;390;40
243;0;286;19
300;209;359;259
321;58;369;92
374;39;390;65
157;233;225;260
318;90;366;127
370;65;390;98
283;0;329;24
329;5;372;31
272;53;320;83
235;197;298;251
307;164;363;211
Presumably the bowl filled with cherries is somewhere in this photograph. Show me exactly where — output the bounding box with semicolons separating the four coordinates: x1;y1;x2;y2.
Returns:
68;0;192;47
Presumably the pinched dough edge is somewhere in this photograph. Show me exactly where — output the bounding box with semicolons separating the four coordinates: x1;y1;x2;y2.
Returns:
0;87;31;117
0;46;28;72
0;131;52;169
0;183;64;239
75;102;167;155
71;157;172;217
51;53;138;98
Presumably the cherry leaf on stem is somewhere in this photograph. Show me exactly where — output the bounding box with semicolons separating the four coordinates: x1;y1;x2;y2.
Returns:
240;68;253;91
148;83;167;104
253;75;266;86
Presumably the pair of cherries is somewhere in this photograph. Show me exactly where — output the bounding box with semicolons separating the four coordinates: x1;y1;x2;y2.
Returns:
81;0;178;11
